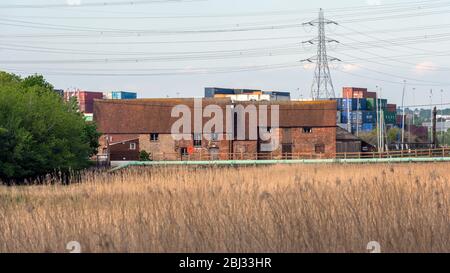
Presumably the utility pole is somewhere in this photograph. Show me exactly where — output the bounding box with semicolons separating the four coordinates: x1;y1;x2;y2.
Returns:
412;87;416;126
376;86;380;152
433;107;438;148
301;8;340;100
401;80;406;149
380;88;386;152
441;89;444;143
356;97;360;137
430;89;433;145
376;88;385;153
347;93;351;133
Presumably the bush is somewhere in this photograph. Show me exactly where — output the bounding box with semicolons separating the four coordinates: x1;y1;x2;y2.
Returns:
0;71;100;182
139;150;151;161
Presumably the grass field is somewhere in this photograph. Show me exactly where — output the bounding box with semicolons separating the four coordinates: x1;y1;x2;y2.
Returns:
0;163;449;253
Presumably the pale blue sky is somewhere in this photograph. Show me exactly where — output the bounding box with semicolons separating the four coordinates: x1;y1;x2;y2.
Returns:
1;0;450;106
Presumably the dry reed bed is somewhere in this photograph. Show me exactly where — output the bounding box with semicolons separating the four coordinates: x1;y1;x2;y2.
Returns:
0;163;449;253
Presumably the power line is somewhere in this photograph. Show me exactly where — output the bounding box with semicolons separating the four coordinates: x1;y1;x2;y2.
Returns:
339;24;444;55
338;40;450;71
340;7;450;23
1;0;446;16
4;23;450;45
335;68;450;87
0;41;298;56
340;61;450;86
1;1;450;38
0;0;207;9
5;62;300;76
0;21;304;35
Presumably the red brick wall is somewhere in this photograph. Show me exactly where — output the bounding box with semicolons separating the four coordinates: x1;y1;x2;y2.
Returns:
232;141;258;160
274;127;336;158
140;133;232;161
100;129;336;161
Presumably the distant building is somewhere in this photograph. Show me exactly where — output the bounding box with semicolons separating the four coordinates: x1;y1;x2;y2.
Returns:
109;137;140;161
336;127;374;154
94;98;336;161
422;121;450;133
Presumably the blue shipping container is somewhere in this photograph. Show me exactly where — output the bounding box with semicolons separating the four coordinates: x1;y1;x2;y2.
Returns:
341;98;367;111
333;98;344;111
204;87;235;97
341;111;377;124
351;124;362;134
340;112;352;124
111;91;137;100
362;123;375;132
352;124;375;133
363;111;377;123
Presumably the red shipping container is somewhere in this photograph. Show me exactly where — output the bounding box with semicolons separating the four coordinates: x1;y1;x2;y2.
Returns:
342;87;367;99
64;91;103;114
387;104;397;112
365;91;377;99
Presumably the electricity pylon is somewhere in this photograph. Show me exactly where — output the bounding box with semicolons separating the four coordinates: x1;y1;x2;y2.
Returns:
302;8;340;100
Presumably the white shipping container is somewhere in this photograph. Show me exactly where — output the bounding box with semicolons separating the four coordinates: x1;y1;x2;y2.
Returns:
104;92;112;99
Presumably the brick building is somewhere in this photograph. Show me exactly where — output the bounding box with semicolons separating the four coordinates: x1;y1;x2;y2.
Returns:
94;98;337;161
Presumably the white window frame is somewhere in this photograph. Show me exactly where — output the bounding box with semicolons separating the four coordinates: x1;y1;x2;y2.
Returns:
130;143;137;150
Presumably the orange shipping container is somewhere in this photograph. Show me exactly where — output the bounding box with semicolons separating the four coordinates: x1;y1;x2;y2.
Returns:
342;87;368;99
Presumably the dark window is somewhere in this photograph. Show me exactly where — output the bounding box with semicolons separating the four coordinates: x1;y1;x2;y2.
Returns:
193;133;202;147
180;147;188;156
150;133;159;142
315;144;325;154
303;127;313;134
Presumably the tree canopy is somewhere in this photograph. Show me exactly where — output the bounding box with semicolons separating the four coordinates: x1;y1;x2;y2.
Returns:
0;71;100;182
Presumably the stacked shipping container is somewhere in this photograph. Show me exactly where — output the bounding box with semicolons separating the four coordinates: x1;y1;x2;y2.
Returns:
205;87;291;101
335;87;397;134
64;90;104;114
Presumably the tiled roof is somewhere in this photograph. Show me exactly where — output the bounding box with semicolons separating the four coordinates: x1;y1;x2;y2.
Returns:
94;98;337;134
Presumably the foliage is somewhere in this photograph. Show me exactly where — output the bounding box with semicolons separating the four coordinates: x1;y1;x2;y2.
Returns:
359;127;425;146
0;71;100;182
139;150;151;161
437;129;450;147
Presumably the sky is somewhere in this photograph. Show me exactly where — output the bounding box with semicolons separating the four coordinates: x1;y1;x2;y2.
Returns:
1;0;450;106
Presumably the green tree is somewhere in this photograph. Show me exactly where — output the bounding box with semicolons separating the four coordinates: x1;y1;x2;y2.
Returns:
139;150;151;161
21;74;54;92
437;129;450;147
0;71;100;183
